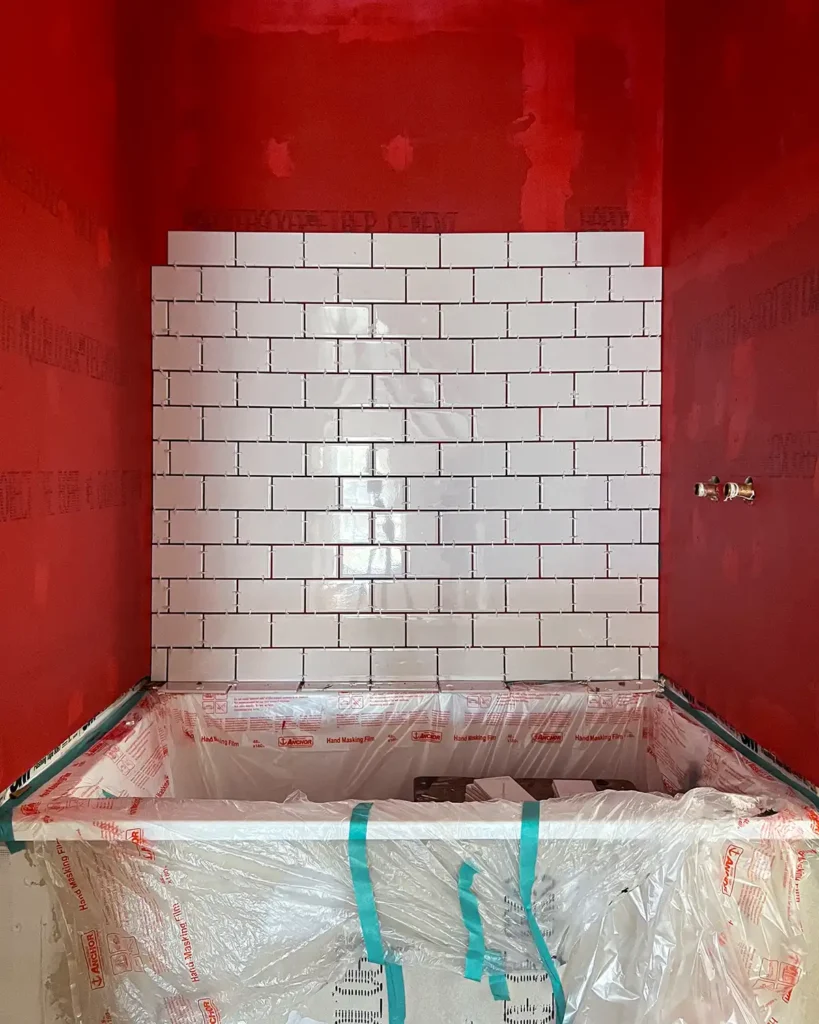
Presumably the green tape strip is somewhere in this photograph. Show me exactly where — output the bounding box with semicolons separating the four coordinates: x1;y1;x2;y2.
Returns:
0;684;149;853
348;802;406;1024
520;802;567;1024
457;861;509;1000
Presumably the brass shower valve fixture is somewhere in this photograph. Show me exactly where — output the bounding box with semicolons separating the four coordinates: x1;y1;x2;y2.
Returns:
723;477;755;503
694;477;721;501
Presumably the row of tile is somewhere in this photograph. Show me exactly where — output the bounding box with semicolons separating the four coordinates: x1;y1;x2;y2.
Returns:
154;369;660;408
153;298;661;339
151;644;658;684
153;265;662;304
165;231;647;270
152;610;658;648
154;577;658;614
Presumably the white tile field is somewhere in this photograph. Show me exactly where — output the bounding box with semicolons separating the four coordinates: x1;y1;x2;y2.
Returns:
153;231;661;684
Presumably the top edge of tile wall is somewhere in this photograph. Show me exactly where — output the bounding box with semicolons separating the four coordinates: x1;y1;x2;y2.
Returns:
166;231;646;269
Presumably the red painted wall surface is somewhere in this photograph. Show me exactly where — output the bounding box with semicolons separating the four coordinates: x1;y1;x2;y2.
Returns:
662;0;819;782
123;0;664;265
0;4;152;790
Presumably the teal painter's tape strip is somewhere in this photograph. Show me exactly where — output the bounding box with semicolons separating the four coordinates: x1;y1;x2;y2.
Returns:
457;861;509;1000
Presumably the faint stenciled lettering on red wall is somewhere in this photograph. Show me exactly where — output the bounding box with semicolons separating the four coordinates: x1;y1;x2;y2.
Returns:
183;208;459;233
0;470;145;524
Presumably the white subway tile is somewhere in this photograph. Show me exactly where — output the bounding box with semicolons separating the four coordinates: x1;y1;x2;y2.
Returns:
408;546;471;578
440;580;505;612
440;648;504;681
271;614;339;647
306;305;370;337
272;546;337;578
339;544;403;577
340;614;404;647
373;580;437;612
371;649;437;681
409;478;471;510
237;232;303;267
541;268;609;302
574;510;641;544
305;233;371;267
473;338;538;373
239;579;303;612
507;373;574;407
475;268;540;302
205;614;271;648
609;336;661;372
441;443;505;476
154;406;202;441
341;409;404;441
640;647;659;680
152;544;203;579
375;444;438;476
641;510;659;544
172;441;237;476
154;476;203;510
474;614;538;647
340;339;404;372
576;302;644;337
508;442;573;475
153;510;170;543
409;340;473;375
169;302;236;337
643;371;661;405
407;269;472;303
305;648;369;682
153;336;202;372
609;406;660;440
374;512;438;544
506;648;571;681
204;407;270;441
441;233;507;267
168;231;235;266
574;371;643;406
342;478;405;509
152;266;201;301
644;302;662;334
154;440;170;475
608;544;659;577
540;338;608;372
271;408;338;441
476;545;539;578
509;233;575;267
239;511;304;544
576;232;643;267
153;613;203;648
170;371;237;407
475;476;539;510
308;443;370;476
440;511;504;544
202;267;269;302
152;300;169;335
575;441;642;475
642;578;659;612
203;339;269;372
610;266;662;301
172;510;236;544
541;407;607;441
540;544;606;578
307;580;371;612
205;477;271;511
407;409;471;441
508;303;575;338
541;613;606;646
270;339;336;373
271;268;337;302
170;579;236;613
307;512;369;544
441;304;506;339
374;374;437;407
506;511;572;543
238;372;304;406
373;234;439;268
272;477;337;510
541;476;607;509
204;545;271;579
237;302;304;337
407;615;472;647
575;579;641;612
440;374;506;407
608;613;658;647
152;580;169;613
306;374;371;408
474;408;538;441
573;647;639;681
240;442;304;476
168;649;236;683
609;475;660;509
507;580;572;612
340;269;404;302
237;648;303;683
375;304;438;338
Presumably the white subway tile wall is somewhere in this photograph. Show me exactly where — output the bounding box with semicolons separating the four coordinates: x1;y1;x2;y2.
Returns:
153;231;661;684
